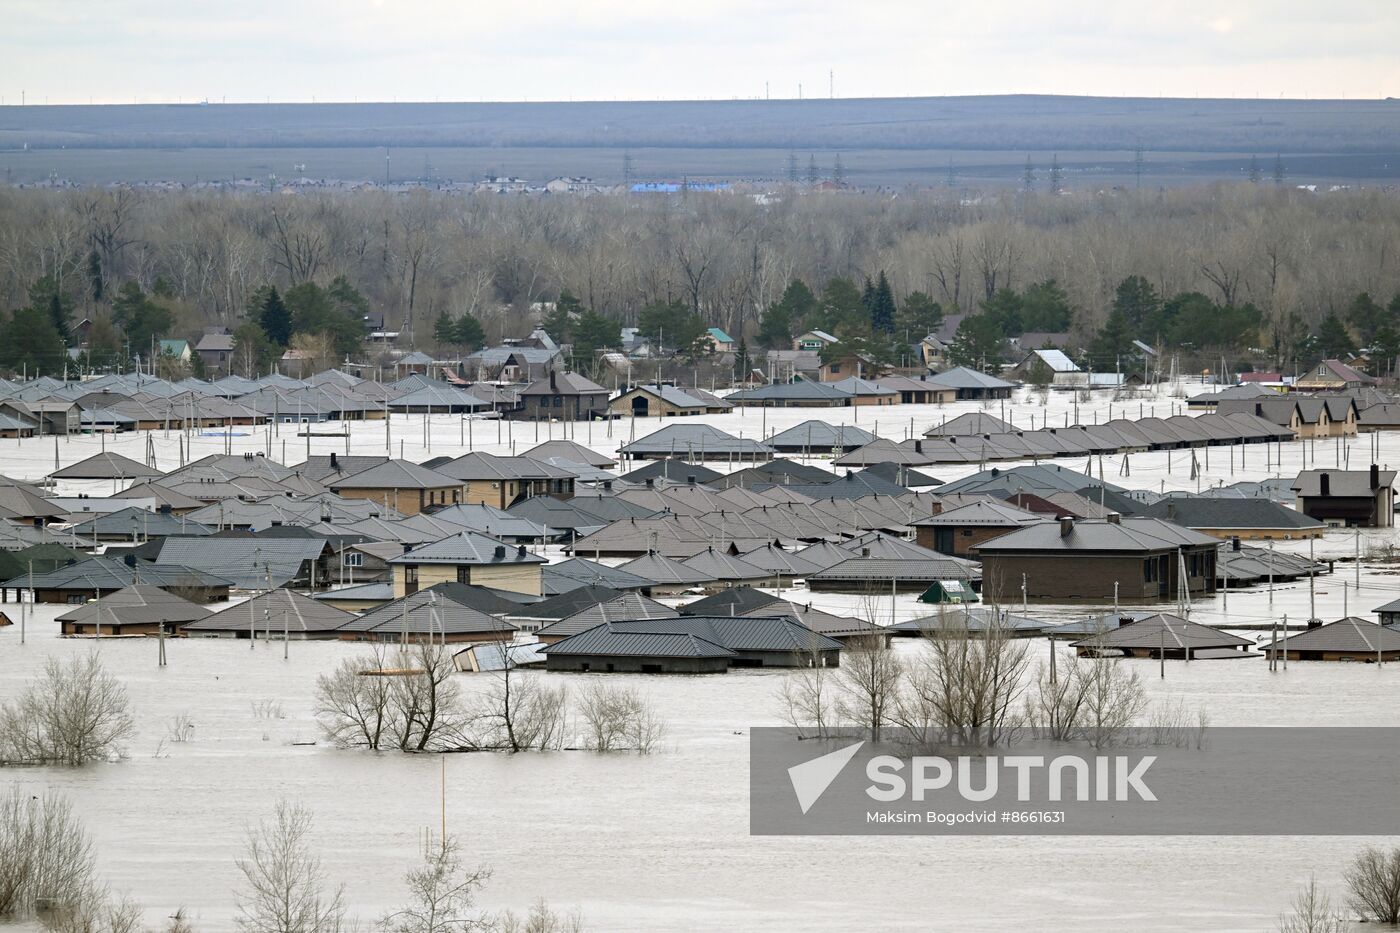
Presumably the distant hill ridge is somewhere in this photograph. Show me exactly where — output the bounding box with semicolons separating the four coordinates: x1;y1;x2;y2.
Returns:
2;94;1397;153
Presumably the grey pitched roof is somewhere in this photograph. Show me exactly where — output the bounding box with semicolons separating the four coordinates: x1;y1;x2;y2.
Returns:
297;455;391;483
616;551;715;584
542;625;735;659
1070;613;1253;650
936;464;1124;497
388;384;491;410
766;421;876;450
154;536;332;589
519;372;608;396
1292;469;1396;497
328;460;463;490
727;381;852;403
708;459;835;488
425;504;557;540
434;452;573;482
535;593;679;640
1258;617;1400;653
540;558;652;594
973;516;1218;554
512;585;630;621
1139;497;1323;531
833;438;935;467
55;584;210;627
338;586;517;637
182;588;356;634
69;506;215;538
50;452;163;480
580;615;843;653
620;459;722;483
923;412;1016;437
621;383;712;409
891;606;1050;635
620;424;774;457
680;547;773;581
912;500;1044;528
925;366;1017;391
3;556;232;591
735;543;828;576
387;532;547;566
523;439;616;468
506;498;613;536
810;556;982;583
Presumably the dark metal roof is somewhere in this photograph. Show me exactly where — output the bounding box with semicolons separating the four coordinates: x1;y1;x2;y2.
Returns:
1140;497;1323;530
542;626;735;659
1070;613;1252;650
619;459;722;483
972;516;1219;554
340;586;518;636
50;451;162;480
3;557;232;591
328;460;463;490
55;583;210;627
1258;617;1400;653
388;532;547;566
1292;469;1396;497
182;587;356;634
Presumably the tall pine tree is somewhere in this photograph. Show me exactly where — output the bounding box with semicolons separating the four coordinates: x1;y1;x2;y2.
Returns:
253;286;293;347
871;271;896;334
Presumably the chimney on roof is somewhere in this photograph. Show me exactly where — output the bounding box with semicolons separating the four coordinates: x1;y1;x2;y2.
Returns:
1059;516;1074;537
517;544;527;557
123;554;136;567
1307;618;1323;629
1371;463;1380;489
549;371;557;392
645;478;654;488
1320;472;1330;497
914;440;923;454
686;475;695;485
603;480;612;491
330;452;338;470
493;545;505;559
1231;536;1241;551
861;547;870;557
1106;512;1121;524
1254;403;1263;416
1166;501;1176;521
158;504;171;515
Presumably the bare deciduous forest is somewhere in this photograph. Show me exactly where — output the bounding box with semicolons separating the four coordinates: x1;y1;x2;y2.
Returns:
1;184;1397;354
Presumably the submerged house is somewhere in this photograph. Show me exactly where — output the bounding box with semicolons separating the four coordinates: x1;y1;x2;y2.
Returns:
541;615;842;673
1292;467;1396;528
972;514;1220;602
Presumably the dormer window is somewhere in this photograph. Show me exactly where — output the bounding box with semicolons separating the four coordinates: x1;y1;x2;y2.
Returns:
1318;365;1326;376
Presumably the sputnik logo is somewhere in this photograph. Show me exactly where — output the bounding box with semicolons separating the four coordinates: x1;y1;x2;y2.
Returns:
787;741;865;814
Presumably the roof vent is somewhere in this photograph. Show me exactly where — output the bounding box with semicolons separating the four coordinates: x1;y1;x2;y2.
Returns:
1106;512;1121;525
517;544;527;557
494;545;506;559
1059;516;1074;537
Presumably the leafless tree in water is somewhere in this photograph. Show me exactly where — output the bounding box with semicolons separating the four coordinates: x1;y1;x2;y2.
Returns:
0;654;134;766
235;800;347;933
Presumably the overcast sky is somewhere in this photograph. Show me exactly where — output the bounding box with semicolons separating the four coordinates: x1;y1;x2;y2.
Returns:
3;0;1396;105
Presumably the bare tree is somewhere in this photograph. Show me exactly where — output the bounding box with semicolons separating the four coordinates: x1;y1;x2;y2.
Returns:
777;654;835;740
495;901;585;933
315;646;398;750
0;654;134;766
836;633;903;743
1078;654;1147;749
0;789;98;919
466;642;567;753
1345;845;1400;925
896;612;1030;748
235;800;347;933
575;683;665;753
380;835;491;933
1276;877;1349;933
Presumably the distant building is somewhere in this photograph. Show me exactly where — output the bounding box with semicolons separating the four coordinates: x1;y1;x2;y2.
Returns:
517;372;609;421
1295;359;1374;391
195;332;235;375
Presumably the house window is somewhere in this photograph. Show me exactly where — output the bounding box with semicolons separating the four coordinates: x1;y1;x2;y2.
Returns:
344;552;364;567
456;566;470;584
830;364;842;374
1318;365;1326;376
